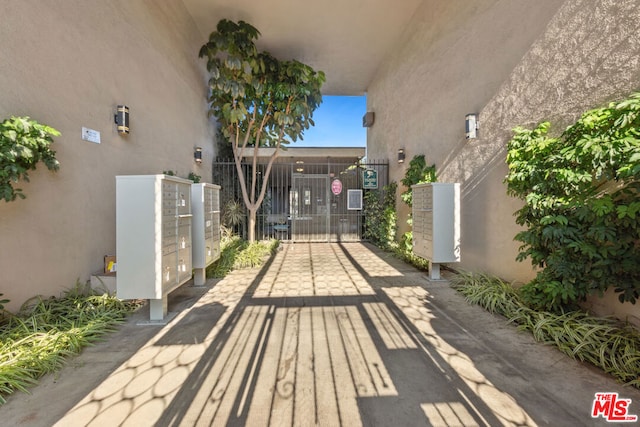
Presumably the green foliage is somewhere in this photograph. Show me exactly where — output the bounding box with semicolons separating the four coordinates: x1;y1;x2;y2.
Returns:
400;155;437;207
200;19;325;241
392;155;437;267
0;285;139;403
451;271;640;388
0;116;60;202
0;294;10;325
207;234;279;278
386;231;429;271
450;271;523;315
234;238;279;269
360;177;429;271
222;199;246;229
162;170;201;183
517;280;579;312
506;93;640;311
400;231;413;254
188;172;201;183
200;19;325;147
0;294;8;311
363;182;398;249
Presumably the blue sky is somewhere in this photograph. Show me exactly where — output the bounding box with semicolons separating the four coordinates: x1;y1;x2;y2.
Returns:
295;95;367;147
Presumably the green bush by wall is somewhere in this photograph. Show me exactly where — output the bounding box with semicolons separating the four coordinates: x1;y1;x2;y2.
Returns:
506;93;640;311
0;116;60;202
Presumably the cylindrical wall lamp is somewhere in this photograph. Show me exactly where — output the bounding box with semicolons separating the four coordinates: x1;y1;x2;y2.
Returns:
194;147;203;164
465;113;478;139
398;148;405;163
115;105;130;134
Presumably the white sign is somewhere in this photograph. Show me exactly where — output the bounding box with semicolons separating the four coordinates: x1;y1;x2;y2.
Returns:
82;127;101;144
347;189;363;210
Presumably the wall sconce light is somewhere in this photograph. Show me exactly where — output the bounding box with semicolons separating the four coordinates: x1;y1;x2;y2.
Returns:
398;148;405;163
465;113;478;139
194;147;203;164
114;105;130;134
362;112;375;128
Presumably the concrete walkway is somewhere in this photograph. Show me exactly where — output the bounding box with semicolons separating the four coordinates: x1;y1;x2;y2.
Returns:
2;242;639;426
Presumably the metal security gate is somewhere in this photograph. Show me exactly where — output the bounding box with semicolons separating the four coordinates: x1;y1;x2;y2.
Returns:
213;157;388;242
291;174;329;241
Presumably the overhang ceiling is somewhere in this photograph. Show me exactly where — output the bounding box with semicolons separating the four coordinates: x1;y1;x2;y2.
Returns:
182;0;423;95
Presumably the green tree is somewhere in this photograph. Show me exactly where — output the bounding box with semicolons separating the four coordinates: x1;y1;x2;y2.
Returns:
505;93;640;311
199;19;325;241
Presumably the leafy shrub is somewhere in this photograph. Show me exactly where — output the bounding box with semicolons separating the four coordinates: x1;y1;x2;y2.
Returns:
222;200;246;229
394;155;437;266
0;294;10;325
0;116;60;202
363;182;397;249
400;154;437;208
506;93;640;311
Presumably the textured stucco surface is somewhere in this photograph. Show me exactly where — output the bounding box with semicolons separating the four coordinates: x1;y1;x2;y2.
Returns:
0;1;216;311
367;0;640;323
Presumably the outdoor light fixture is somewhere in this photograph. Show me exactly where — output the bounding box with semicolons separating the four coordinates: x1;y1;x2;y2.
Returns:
114;105;130;134
362;112;375;128
398;148;405;163
194;147;203;164
465;113;478;139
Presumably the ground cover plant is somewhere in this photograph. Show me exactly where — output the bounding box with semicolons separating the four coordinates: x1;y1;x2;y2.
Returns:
506;92;640;311
207;230;279;278
0;286;140;403
451;271;640;388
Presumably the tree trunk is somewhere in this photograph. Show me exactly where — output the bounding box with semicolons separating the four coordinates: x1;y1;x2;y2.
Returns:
248;207;257;243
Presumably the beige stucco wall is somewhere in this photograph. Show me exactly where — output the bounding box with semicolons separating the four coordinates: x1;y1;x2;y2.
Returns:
0;1;215;312
367;0;640;324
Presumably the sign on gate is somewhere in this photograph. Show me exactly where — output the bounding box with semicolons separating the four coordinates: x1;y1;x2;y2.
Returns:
363;169;378;189
331;178;343;195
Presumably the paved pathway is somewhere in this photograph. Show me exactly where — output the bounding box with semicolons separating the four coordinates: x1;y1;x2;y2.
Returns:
3;243;639;426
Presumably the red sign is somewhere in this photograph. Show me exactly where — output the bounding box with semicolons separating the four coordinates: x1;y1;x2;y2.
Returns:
331;179;343;195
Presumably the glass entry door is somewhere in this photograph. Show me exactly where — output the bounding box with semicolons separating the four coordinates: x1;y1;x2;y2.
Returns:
290;174;329;242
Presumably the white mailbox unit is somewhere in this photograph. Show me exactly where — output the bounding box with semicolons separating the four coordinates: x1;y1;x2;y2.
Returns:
116;174;193;321
191;183;222;286
412;182;461;280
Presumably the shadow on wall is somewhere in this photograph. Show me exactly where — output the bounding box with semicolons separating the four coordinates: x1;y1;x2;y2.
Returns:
439;0;640;189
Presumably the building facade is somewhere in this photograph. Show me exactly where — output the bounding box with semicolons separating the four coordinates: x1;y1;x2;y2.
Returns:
366;0;640;324
0;1;215;311
1;0;638;324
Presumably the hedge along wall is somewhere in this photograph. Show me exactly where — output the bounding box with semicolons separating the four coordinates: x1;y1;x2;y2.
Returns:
367;0;640;324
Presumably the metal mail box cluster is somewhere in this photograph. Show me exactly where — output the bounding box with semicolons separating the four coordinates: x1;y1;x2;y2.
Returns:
412;182;461;280
115;175;221;321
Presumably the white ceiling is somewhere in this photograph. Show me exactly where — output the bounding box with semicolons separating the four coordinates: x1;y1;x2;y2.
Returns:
182;0;423;95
